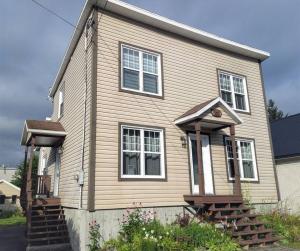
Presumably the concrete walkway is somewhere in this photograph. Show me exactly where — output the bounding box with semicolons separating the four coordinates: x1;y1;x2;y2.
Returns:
0;225;26;251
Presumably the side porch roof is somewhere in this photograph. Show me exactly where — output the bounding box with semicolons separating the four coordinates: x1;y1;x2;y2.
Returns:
21;120;67;147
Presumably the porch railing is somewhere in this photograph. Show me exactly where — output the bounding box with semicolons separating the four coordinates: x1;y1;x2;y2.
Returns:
36;175;51;197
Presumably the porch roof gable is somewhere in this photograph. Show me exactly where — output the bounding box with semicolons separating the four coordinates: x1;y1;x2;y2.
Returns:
21;120;67;147
174;97;243;125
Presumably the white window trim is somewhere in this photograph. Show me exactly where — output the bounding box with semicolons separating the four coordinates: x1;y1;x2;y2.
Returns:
121;44;162;97
121;125;165;179
58;88;64;118
225;137;258;182
219;71;250;112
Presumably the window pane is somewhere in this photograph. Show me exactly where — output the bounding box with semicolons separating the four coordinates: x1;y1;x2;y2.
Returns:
123;47;139;70
235;94;246;110
143;53;158;74
123;152;140;175
219;73;231;91
233;77;244;94
143;73;158;94
240;142;252;160
123;68;139;90
221;91;233;107
144;130;160;152
145;153;161;175
123;128;140;151
242;160;254;178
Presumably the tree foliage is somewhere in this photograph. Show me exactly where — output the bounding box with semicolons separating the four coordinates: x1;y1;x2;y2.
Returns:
11;154;39;192
267;99;287;122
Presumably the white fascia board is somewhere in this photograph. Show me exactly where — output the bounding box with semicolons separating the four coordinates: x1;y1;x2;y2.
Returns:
49;0;270;98
174;97;243;125
28;129;67;137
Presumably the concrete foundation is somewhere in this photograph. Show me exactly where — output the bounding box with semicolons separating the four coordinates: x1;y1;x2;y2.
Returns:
64;205;186;251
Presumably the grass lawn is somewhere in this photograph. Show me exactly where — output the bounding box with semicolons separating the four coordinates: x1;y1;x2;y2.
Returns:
0;215;26;227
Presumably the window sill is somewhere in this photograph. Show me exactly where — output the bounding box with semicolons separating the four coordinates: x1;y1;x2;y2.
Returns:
234;109;251;115
119;87;164;100
119;176;167;181
228;178;259;184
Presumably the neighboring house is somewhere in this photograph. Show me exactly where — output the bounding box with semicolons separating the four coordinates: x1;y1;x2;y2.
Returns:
271;114;300;213
21;0;280;250
0;179;20;197
0;165;17;182
0;179;20;212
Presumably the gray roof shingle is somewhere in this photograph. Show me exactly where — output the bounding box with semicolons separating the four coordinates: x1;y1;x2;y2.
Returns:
270;114;300;159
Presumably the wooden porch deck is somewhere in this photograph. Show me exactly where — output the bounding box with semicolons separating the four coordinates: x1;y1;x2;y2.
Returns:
184;194;243;205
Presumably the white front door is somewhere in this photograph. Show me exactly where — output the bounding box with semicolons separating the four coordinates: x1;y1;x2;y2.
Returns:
53;149;61;197
189;134;214;195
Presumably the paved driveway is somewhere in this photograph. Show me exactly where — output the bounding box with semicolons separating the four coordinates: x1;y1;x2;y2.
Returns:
0;225;26;251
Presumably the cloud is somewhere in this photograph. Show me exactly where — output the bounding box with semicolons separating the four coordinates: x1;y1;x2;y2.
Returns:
1;0;299;165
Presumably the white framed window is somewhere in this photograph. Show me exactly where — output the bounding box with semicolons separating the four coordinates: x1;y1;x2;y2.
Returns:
219;71;249;112
121;44;162;96
225;138;258;181
58;88;64;118
121;125;165;179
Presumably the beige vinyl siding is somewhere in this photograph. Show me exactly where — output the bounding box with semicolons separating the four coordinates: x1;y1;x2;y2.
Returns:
276;158;300;213
94;11;277;209
49;22;93;209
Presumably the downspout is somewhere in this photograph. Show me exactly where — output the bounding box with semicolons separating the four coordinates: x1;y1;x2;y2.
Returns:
79;11;95;209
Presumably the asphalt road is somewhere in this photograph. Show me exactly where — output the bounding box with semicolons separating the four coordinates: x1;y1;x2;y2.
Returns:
0;225;26;251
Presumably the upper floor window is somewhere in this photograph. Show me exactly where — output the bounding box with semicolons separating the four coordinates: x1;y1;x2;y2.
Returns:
218;71;249;112
121;125;165;179
121;44;162;96
225;138;258;181
58;87;64;118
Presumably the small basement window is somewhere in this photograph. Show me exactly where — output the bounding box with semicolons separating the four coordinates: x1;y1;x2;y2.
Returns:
121;44;162;96
121;125;165;179
225;138;258;181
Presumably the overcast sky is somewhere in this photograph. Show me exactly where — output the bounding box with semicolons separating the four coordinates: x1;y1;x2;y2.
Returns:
1;0;299;166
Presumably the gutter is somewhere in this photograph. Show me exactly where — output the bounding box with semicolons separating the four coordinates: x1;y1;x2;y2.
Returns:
49;0;270;98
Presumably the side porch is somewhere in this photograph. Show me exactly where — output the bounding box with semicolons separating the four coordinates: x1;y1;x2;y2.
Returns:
21;120;71;250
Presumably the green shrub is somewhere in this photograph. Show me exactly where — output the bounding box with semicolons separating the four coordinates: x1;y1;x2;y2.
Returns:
259;210;300;245
88;220;102;251
100;205;240;251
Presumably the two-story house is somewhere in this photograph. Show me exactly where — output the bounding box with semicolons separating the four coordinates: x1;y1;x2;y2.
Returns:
21;0;280;250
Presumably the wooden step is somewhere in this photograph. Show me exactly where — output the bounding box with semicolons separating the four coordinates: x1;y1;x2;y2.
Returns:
232;229;273;237
31;219;66;226
209;207;251;212
239;236;280;246
33;198;61;206
29;224;67;232
31;214;64;219
28;235;69;245
32;204;61;209
215;213;259;220
28;230;68;236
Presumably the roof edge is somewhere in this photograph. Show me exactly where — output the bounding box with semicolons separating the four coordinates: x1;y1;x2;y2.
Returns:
49;0;270;98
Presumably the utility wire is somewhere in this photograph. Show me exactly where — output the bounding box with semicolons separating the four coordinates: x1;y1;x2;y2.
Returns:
31;0;77;29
